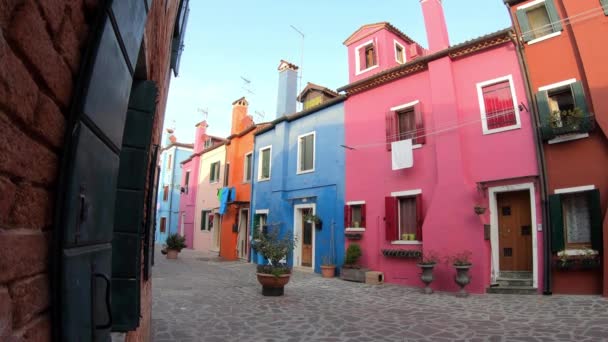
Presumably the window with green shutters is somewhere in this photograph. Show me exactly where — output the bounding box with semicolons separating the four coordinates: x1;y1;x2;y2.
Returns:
516;0;562;43
537;80;593;140
298;132;315;173
258;146;271;180
549;189;602;253
210;161;220;183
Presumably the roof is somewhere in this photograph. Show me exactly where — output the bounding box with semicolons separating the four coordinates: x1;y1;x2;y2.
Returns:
231;96;248;106
180;141;227;164
161;142;194;152
278;60;299;71
255;95;346;136
337;28;514;95
296;82;339;102
503;0;526;5
343;22;417;46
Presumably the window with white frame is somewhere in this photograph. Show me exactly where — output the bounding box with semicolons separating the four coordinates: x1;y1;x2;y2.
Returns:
549;187;601;252
397;197;418;241
355;39;378;74
204;138;213;149
537;79;591;140
394;40;406;64
209;161;220;183
385;190;423;243
477;75;520;134
297;132;315;174
244;152;252;182
345;202;366;229
258;146;271;181
516;0;562;43
201;210;213;231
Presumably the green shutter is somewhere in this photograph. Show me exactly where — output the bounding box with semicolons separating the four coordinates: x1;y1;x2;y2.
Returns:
516;9;533;42
549;194;565;252
112;80;158;332
536;90;555;140
602;0;608;16
544;0;563;32
201;210;206;230
571;81;593;132
588;189;603;252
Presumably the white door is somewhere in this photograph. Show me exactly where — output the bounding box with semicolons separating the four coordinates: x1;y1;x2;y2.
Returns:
237;209;249;260
211;213;220;251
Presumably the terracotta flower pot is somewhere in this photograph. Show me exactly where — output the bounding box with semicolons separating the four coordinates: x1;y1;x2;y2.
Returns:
320;265;336;278
256;273;291;296
166;249;179;259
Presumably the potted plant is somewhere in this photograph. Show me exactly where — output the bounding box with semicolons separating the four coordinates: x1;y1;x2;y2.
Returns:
447;251;473;297
164;233;187;259
320;256;336;278
341;243;368;282
251;226;296;296
474;204;486;215
304;213;322;229
416;250;439;294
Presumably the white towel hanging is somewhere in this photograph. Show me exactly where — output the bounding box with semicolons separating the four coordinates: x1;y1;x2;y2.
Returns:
391;139;413;170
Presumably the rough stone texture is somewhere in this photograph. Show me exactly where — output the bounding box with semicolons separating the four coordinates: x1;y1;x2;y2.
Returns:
33;93;65;149
0;287;11;338
56;14;82;75
8;274;49;328
14;315;51;342
10;184;52;230
0;176;17;224
153;247;608;342
0;230;48;284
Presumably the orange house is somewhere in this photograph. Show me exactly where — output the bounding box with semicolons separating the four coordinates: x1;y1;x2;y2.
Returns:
505;0;608;296
219;97;264;260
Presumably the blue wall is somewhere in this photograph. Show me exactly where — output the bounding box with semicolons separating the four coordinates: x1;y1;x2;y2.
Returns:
155;145;192;244
251;101;345;273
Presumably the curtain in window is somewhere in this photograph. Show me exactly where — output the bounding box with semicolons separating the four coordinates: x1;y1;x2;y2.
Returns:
300;135;314;171
483;81;516;129
397;109;415;140
262;149;270;178
562;193;591;244
526;5;552;39
399;197;417;238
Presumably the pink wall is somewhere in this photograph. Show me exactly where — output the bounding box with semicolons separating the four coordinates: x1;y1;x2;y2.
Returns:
344;31;542;294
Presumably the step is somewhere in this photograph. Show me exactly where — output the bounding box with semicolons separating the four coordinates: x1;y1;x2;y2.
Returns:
486;286;537;295
499;271;532;279
495;277;533;287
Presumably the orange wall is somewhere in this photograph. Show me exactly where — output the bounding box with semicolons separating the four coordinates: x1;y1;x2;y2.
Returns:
510;0;608;296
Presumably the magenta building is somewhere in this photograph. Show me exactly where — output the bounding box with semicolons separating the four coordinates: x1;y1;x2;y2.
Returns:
338;0;542;294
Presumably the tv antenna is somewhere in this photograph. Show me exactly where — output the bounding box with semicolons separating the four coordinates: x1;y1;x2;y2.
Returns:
197;107;209;121
290;24;305;110
254;110;265;120
240;76;255;95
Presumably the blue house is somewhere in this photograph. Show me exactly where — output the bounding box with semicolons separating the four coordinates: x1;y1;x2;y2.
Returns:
155;129;193;244
251;61;346;273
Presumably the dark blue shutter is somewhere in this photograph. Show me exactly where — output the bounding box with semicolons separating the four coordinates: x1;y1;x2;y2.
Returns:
171;0;190;76
549;194;565;252
112;81;158;332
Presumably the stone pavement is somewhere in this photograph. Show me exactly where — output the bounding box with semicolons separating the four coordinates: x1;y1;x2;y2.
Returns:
152;247;608;342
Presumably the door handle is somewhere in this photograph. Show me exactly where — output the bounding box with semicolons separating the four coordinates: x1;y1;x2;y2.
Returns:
93;273;112;330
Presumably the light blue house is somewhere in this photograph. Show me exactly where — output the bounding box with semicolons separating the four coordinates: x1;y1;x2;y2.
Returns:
251;61;346;273
155;129;193;244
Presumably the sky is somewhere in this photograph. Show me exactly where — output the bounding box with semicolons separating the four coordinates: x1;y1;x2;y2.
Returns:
163;0;513;143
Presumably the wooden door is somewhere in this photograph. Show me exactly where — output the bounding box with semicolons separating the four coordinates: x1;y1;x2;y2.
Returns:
498;190;532;271
237;209;249;260
301;209;313;267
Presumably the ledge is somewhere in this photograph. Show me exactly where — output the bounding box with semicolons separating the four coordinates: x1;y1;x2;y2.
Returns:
390;241;421;245
345;228;366;232
381;249;422;259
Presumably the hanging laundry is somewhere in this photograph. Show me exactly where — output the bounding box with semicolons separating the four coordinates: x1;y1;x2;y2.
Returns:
229;187;237;202
391;139;414;170
218;187;231;215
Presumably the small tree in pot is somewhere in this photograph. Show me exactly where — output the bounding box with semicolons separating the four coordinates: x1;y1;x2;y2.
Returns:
251;226;296;296
416;250;439;294
447;251;473;297
341;243;367;282
164;233;187;259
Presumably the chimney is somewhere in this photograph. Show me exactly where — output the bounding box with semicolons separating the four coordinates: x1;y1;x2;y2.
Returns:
420;0;450;53
276;60;299;118
193;120;208;153
165;128;176;146
231;97;251;135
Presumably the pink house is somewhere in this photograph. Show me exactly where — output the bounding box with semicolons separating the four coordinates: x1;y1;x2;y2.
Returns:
338;0;543;294
178;121;224;248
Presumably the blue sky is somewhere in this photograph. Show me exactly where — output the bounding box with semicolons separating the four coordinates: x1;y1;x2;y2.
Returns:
163;0;512;143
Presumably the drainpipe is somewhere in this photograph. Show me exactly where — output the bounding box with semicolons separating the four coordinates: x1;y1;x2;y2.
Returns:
505;7;552;295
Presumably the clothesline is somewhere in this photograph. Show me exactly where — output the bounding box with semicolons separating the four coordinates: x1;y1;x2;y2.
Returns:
521;4;605;38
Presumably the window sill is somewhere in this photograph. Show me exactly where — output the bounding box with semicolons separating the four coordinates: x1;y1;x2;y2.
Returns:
391;241;422;245
355;64;379;76
257;178;271;182
558;249;598;256
527;31;562;45
482;124;521;135
210;180;219;184
345;227;366;232
296;169;315;175
547;133;589;144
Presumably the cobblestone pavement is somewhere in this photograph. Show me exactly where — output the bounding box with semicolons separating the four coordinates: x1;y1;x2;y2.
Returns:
152;247;608;342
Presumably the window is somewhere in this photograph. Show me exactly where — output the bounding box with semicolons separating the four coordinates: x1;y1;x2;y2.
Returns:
163;185;169;201
204;138;213;149
183;171;190;194
602;0;608;16
160;217;167;233
386;101;425;150
258;146;271;181
355;39;378;74
477;75;520;134
223;163;230;186
297;132;315;173
201;210;212;231
549;188;601;252
537;80;591;140
255;213;268;233
167;154;172;170
385;191;423;243
394;40;406;64
210;161;220;183
244;152;253;182
344;202;366;229
516;0;562;43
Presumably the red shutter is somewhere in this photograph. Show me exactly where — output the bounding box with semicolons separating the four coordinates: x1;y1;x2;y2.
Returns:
385;111;396;151
385;197;398;241
344;205;351;229
373;39;378;66
416;194;423;241
361;204;366;228
358;47;366;70
414;103;425;145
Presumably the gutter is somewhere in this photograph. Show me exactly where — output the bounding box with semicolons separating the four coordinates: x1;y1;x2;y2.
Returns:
505;7;552;295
